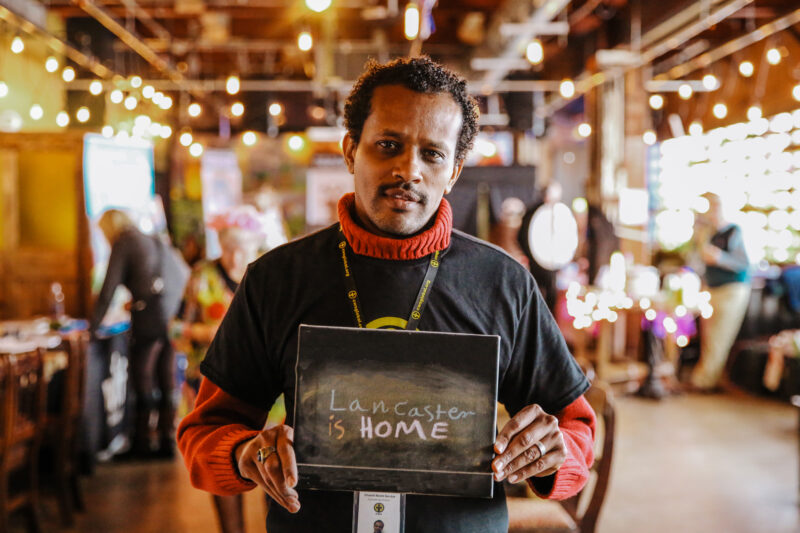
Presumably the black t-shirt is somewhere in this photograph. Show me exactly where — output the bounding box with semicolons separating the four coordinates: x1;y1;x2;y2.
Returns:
201;224;589;533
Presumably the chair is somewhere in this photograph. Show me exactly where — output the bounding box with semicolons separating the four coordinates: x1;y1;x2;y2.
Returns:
0;349;47;533
507;382;616;533
45;331;88;526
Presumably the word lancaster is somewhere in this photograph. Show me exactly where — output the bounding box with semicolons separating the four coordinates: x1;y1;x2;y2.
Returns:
328;389;477;441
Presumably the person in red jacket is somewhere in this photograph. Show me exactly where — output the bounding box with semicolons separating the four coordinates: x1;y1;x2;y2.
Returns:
178;57;595;533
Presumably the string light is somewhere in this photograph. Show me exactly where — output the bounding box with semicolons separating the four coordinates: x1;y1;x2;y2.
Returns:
45;57;59;73
76;107;90;123
189;142;203;157
560;79;575;99
766;47;781;65
243;131;258;146
124;96;138;110
29;104;43;121
110;89;123;104
739;61;754;77
153;92;165;106
526;39;544;65
404;3;420;40
142;85;155;99
793;84;800;102
130;75;142;88
56;111;69;127
179;131;193;146
288;135;305;152
702;74;718;90
89;80;103;95
231;102;244;117
102;125;114;137
159;125;172;139
678;83;693;99
713;103;728;119
688;121;703;135
297;32;313;51
643;130;657;145
226;75;240;95
159;96;173;110
0;82;7;98
577;123;592;138
649;94;664;110
747;106;762;121
62;67;75;82
11;36;24;54
269;102;282;116
305;0;332;12
188;103;202;117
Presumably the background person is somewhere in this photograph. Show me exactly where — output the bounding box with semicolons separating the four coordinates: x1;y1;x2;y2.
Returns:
691;193;751;391
174;206;265;533
91;208;180;458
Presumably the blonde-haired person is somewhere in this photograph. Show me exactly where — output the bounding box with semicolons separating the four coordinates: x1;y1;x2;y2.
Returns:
691;194;751;391
174;206;264;533
92;208;178;458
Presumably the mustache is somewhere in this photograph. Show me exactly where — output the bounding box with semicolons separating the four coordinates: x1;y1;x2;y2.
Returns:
378;182;426;204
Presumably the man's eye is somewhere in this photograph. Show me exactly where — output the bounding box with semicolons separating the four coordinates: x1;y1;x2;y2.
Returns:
377;140;399;151
424;150;445;161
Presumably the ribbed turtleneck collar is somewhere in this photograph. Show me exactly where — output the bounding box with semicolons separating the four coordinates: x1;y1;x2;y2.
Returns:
337;192;452;260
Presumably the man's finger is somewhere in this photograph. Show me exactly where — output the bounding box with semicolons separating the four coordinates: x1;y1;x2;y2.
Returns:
276;426;298;488
493;425;550;480
258;456;300;512
505;450;564;483
498;435;553;479
494;404;542;453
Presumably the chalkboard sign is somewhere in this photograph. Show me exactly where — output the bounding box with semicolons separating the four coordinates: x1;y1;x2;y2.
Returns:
293;325;500;498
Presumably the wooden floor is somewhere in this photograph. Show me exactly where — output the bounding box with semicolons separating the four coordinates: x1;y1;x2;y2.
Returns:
10;389;800;533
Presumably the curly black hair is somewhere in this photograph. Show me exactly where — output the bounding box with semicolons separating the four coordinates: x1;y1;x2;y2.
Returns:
344;56;479;163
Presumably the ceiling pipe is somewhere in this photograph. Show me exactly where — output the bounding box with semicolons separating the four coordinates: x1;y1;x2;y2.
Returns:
539;0;754;117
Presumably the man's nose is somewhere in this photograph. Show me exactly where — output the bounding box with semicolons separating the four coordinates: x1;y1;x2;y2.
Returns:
392;149;423;183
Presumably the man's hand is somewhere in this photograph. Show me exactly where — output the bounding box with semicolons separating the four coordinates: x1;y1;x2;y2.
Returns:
702;244;722;265
492;404;566;483
235;424;300;513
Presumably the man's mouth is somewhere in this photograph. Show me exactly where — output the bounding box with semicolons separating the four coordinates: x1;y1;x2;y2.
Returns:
381;186;422;208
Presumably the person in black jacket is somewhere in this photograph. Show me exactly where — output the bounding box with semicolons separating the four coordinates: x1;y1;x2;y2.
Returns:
91;208;177;458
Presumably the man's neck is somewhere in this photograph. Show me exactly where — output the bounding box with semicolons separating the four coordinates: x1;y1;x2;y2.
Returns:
337;192;453;260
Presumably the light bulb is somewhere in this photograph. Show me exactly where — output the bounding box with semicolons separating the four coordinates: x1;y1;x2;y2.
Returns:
297;32;313;52
649;94;664;110
189;142;203;157
76;107;90;123
56;111;69;127
159;125;172;139
643;130;657;145
766;48;781;65
793;84;800;102
560;79;575;99
688;121;703;136
130;75;142;88
29;104;43;121
179;132;193;146
102;125;114;137
526;39;543;65
305;0;332;12
747;106;762;121
231;102;244;117
288;135;305;152
678;83;692;99
188;103;202;117
713;103;728;119
577;123;592;138
124;96;138;110
702;74;718;90
11;37;24;54
243;131;257;146
0;82;7;98
62;67;76;83
142;85;155;99
404;3;420;40
739;61;754;77
226;75;240;95
269;103;282;116
89;80;103;95
110;90;124;104
45;57;59;73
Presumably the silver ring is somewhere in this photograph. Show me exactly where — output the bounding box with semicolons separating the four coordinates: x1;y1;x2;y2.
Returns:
256;446;277;463
533;441;546;459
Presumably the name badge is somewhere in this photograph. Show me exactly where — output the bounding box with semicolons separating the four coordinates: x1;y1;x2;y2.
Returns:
353;491;405;533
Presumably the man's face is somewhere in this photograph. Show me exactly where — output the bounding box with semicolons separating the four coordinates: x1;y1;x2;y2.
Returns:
343;84;464;237
373;520;384;532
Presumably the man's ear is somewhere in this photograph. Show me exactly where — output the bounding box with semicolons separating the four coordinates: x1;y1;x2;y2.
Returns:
342;133;357;174
445;159;465;195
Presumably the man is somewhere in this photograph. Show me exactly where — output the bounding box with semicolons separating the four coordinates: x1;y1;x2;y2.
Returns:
374;519;384;532
92;209;179;457
178;57;595;532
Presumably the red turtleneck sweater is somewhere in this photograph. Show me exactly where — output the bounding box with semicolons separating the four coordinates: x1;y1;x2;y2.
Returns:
177;194;595;500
